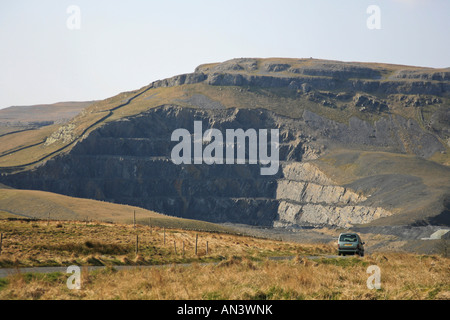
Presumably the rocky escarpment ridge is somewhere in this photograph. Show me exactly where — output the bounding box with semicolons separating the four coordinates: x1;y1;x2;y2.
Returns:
147;59;449;147
150;58;450;97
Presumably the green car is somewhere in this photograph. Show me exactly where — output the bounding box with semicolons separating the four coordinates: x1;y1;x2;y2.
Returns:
338;233;365;257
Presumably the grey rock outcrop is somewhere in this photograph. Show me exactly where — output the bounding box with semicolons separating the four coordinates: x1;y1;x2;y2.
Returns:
157;58;450;97
274;162;393;228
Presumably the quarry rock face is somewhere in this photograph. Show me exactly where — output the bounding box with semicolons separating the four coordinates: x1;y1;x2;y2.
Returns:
3;105;447;227
275;163;393;227
1;58;449;227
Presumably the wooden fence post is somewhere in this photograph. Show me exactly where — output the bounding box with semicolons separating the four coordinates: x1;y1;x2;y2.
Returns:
163;228;166;245
195;234;198;256
0;233;3;255
206;241;209;255
133;210;136;228
135;234;139;254
182;241;185;257
174;240;177;255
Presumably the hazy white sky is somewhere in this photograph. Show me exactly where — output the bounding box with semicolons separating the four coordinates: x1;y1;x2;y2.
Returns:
0;0;449;109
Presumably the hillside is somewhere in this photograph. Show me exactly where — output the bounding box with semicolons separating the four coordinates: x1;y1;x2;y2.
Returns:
0;184;233;233
0;58;449;228
0;101;94;135
0;101;95;125
0;101;95;168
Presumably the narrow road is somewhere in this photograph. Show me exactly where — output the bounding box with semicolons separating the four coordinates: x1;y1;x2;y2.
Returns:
0;255;352;278
0;265;149;278
0;263;210;279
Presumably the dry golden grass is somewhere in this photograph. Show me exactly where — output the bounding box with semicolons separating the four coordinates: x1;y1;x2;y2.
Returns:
0;125;55;155
0;252;448;300
0;219;332;268
0;125;63;167
0;219;448;300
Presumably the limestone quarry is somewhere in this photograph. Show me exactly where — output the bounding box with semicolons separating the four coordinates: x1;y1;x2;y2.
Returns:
0;58;449;230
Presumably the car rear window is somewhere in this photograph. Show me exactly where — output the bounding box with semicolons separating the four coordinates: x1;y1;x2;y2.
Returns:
339;234;357;242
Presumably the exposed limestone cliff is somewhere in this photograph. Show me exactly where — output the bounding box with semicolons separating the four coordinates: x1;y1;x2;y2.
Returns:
281;162;334;185
275;201;392;228
276;180;365;205
275;162;393;228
